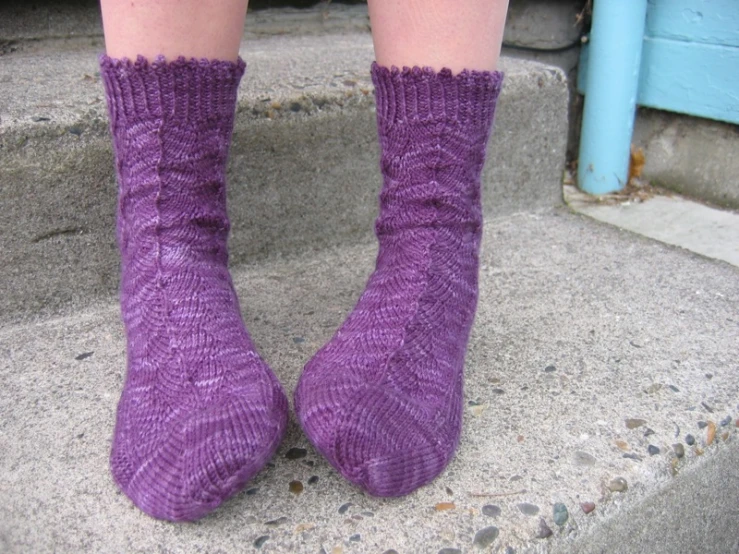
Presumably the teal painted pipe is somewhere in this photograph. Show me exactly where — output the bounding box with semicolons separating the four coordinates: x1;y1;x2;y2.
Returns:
578;0;648;194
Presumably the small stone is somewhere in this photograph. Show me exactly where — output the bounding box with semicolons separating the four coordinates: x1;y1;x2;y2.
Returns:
518;503;540;516
614;439;629;451
647;445;660;456
673;444;685;458
289;481;303;494
285;447;307;460
446;486;454;496
482;504;501;517
622;453;642;461
509;474;523;481
338;502;352;514
544;365;556;373
265;516;288;526
75;351;94;361
668;385;680;392
438;549;462;554
580;502;596;514
553;503;568;526
292;337;305;344
492;388;505;395
308;476;319;485
253;536;269;549
702;402;715;413
473;526;499;548
720;416;732;427
697;421;708;429
382;551;399;554
625;418;647;429
685;434;696;446
246;487;259;495
573;451;596;466
705;373;713;379
301;460;315;467
608;477;628;492
537;518;553;539
68;125;83;136
505;547;516;554
349;534;361;542
643;428;655;437
644;383;663;394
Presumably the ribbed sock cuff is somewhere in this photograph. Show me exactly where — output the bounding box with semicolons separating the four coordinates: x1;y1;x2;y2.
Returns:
99;55;246;130
371;62;503;132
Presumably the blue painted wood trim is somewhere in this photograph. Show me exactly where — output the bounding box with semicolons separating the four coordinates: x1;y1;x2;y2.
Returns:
640;37;739;124
646;0;739;47
579;39;739;125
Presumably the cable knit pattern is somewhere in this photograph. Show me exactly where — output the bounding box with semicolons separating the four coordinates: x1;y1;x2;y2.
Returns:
295;63;503;496
100;56;288;521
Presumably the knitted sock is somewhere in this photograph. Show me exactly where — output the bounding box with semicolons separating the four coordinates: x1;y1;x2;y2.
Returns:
295;63;503;496
101;56;288;521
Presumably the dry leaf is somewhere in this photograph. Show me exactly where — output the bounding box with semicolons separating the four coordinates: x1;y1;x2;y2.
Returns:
294;523;315;533
706;421;716;446
615;439;629;451
435;502;456;511
628;145;646;183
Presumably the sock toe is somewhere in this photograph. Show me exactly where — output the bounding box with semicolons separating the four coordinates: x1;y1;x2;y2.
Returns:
113;384;287;521
328;383;456;497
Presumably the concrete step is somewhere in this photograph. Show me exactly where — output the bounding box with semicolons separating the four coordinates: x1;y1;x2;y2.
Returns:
1;209;738;553
0;33;568;323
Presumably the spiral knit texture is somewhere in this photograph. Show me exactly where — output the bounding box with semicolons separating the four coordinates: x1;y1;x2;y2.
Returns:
295;63;503;496
101;55;288;521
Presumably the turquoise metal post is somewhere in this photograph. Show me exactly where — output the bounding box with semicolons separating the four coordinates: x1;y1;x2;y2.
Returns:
578;0;648;194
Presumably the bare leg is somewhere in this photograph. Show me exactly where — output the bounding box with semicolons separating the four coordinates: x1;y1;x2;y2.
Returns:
100;0;249;61
368;0;509;73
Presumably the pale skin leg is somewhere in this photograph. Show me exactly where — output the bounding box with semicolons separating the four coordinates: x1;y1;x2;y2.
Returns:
367;0;510;73
100;0;249;61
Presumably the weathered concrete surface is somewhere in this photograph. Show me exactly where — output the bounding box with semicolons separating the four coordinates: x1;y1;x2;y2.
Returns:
553;443;739;554
565;185;739;268
504;0;585;50
0;1;584;45
0;36;568;323
2;209;738;553
632;108;739;210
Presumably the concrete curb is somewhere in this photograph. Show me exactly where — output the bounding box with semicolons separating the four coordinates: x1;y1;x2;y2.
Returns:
0;35;568;322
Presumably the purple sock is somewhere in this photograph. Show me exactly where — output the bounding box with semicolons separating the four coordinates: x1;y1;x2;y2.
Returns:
295;63;503;496
100;56;288;521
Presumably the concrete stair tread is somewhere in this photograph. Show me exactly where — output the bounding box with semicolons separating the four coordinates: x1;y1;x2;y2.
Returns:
2;209;738;553
0;33;568;322
1;33;556;130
